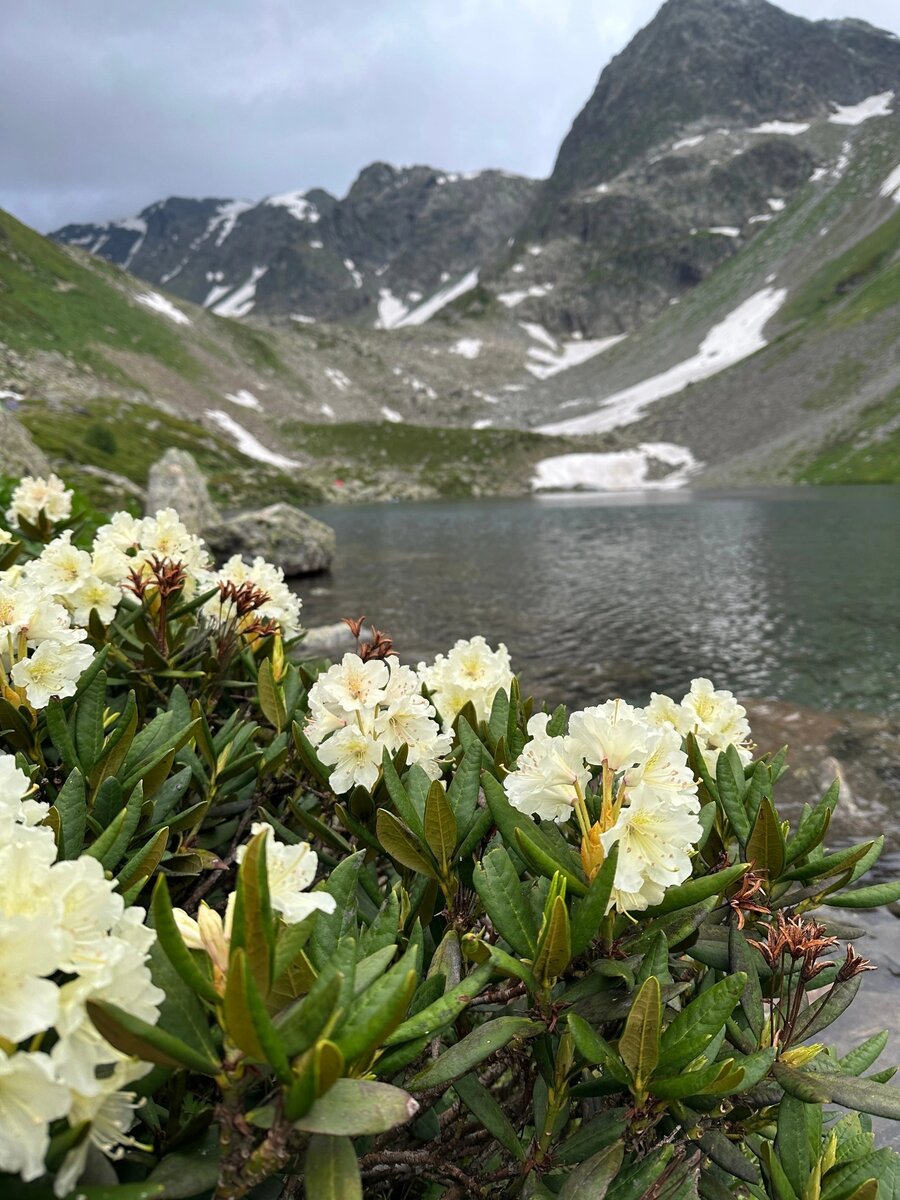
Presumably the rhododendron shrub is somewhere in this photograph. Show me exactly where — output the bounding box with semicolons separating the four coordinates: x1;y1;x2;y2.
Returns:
1;476;900;1199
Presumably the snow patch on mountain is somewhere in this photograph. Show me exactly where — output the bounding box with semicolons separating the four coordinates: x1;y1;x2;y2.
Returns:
498;283;554;308
135;291;191;326
708;226;740;237
376;288;409;329
540;287;787;435
265;191;321;222
879;163;900;202
211;266;268;318
672;134;705;150
325;368;351;392
393;269;479;327
532;443;699;492
208;201;253;248
828;91;893;126
381;406;403;423
748;119;810;135
206;411;300;468
344;259;363;289
520;322;558;351
451;337;482;359
224;389;262;411
526;334;626;380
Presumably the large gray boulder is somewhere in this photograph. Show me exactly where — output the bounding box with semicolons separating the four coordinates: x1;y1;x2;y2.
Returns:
0;408;51;478
146;449;220;532
204;502;335;576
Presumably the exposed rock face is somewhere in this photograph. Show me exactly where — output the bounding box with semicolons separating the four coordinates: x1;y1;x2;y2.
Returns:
204;503;335;576
145;448;220;531
51;167;538;325
0;408;51;478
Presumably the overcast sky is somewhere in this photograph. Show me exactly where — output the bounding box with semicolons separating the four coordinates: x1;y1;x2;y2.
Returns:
3;0;898;232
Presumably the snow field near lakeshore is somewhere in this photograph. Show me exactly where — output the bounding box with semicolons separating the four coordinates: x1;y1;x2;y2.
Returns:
539;286;787;436
532;443;699;492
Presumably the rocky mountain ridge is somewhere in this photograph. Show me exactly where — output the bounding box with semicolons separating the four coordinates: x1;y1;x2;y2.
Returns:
51;0;900;340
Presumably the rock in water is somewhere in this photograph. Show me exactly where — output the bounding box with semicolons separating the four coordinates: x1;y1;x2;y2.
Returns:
146;448;220;531
204;502;335;576
0;409;51;478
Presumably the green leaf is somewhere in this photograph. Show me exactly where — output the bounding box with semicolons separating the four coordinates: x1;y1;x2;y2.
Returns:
792;977;861;1043
640;862;749;918
558;1141;624;1200
825;880;900;908
555;1109;627;1166
309;851;364;970
452;1072;525;1160
650;1058;743;1099
335;936;420;1064
230;827;275;996
515;826;587;896
87;999;220;1074
657;973;746;1074
385;963;495;1045
45;696;79;772
410;1016;540;1090
473;846;538;957
150;877;220;1006
570;844;619;957
145;1129;220;1199
729;925;764;1040
758;1140;801;1200
52;768;86;859
257;656;287;732
533;891;571;987
746;796;785;878
304;1134;362;1200
74;667;106;772
424;780;457;872
85;781;143;870
774;1065;900;1120
293;1078;418;1135
147;941;218;1063
376;808;437;878
446;743;482;836
118;826;169;899
840;1031;890;1077
619;975;660;1088
276;939;353;1057
716;747;750;843
567;1013;629;1083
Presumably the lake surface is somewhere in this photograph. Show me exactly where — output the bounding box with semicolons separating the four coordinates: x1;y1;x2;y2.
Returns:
302;486;900;714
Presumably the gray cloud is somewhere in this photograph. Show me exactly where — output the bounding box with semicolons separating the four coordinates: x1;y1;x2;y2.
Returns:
2;0;898;231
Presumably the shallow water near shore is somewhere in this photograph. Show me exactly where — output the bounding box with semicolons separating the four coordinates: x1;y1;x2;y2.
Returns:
302;485;900;714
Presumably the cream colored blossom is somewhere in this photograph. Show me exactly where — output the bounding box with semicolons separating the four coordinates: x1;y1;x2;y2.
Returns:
10;637;95;708
504;712;591;823
0;1050;69;1182
236;823;337;925
7;474;72;527
418;636;513;729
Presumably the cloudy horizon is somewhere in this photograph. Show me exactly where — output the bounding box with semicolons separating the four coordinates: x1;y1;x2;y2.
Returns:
3;0;898;233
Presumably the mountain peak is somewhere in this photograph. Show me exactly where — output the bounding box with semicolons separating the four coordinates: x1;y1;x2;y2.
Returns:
543;0;900;202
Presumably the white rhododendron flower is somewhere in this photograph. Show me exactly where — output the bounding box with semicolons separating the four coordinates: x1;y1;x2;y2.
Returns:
91;508;209;597
503;713;592;823
601;790;704;913
0;1051;69;1182
236;822;337;924
200;553;303;638
0;528;13;545
0;751;163;1190
418;635;514;730
307;653;451;793
641;678;753;768
6;474;73;527
10;637;95;708
503;687;728;913
25;532;94;597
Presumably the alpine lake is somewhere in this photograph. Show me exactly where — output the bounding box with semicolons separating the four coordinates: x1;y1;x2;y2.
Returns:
300;485;900;1105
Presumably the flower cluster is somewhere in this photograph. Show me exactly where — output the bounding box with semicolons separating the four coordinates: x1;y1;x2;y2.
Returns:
200;554;303;640
418;635;514;730
172;822;335;992
0;753;162;1194
6;473;72;528
504;696;707;913
646;677;753;770
307;653;453;793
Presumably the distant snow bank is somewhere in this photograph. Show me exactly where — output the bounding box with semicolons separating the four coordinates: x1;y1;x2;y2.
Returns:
135;291;191;326
224;389;262;411
451;337;482;359
532;444;699;492
526;335;626;381
206;410;300;469
211;266;268;318
879;163;900;203
828;91;894;126
393;270;480;327
539;286;787;436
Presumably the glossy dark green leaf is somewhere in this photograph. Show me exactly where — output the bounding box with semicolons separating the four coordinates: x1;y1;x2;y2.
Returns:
87;999;220;1074
658;973;746;1073
473;845;537;957
411;1016;540;1090
293;1078;418;1135
303;1134;362;1200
